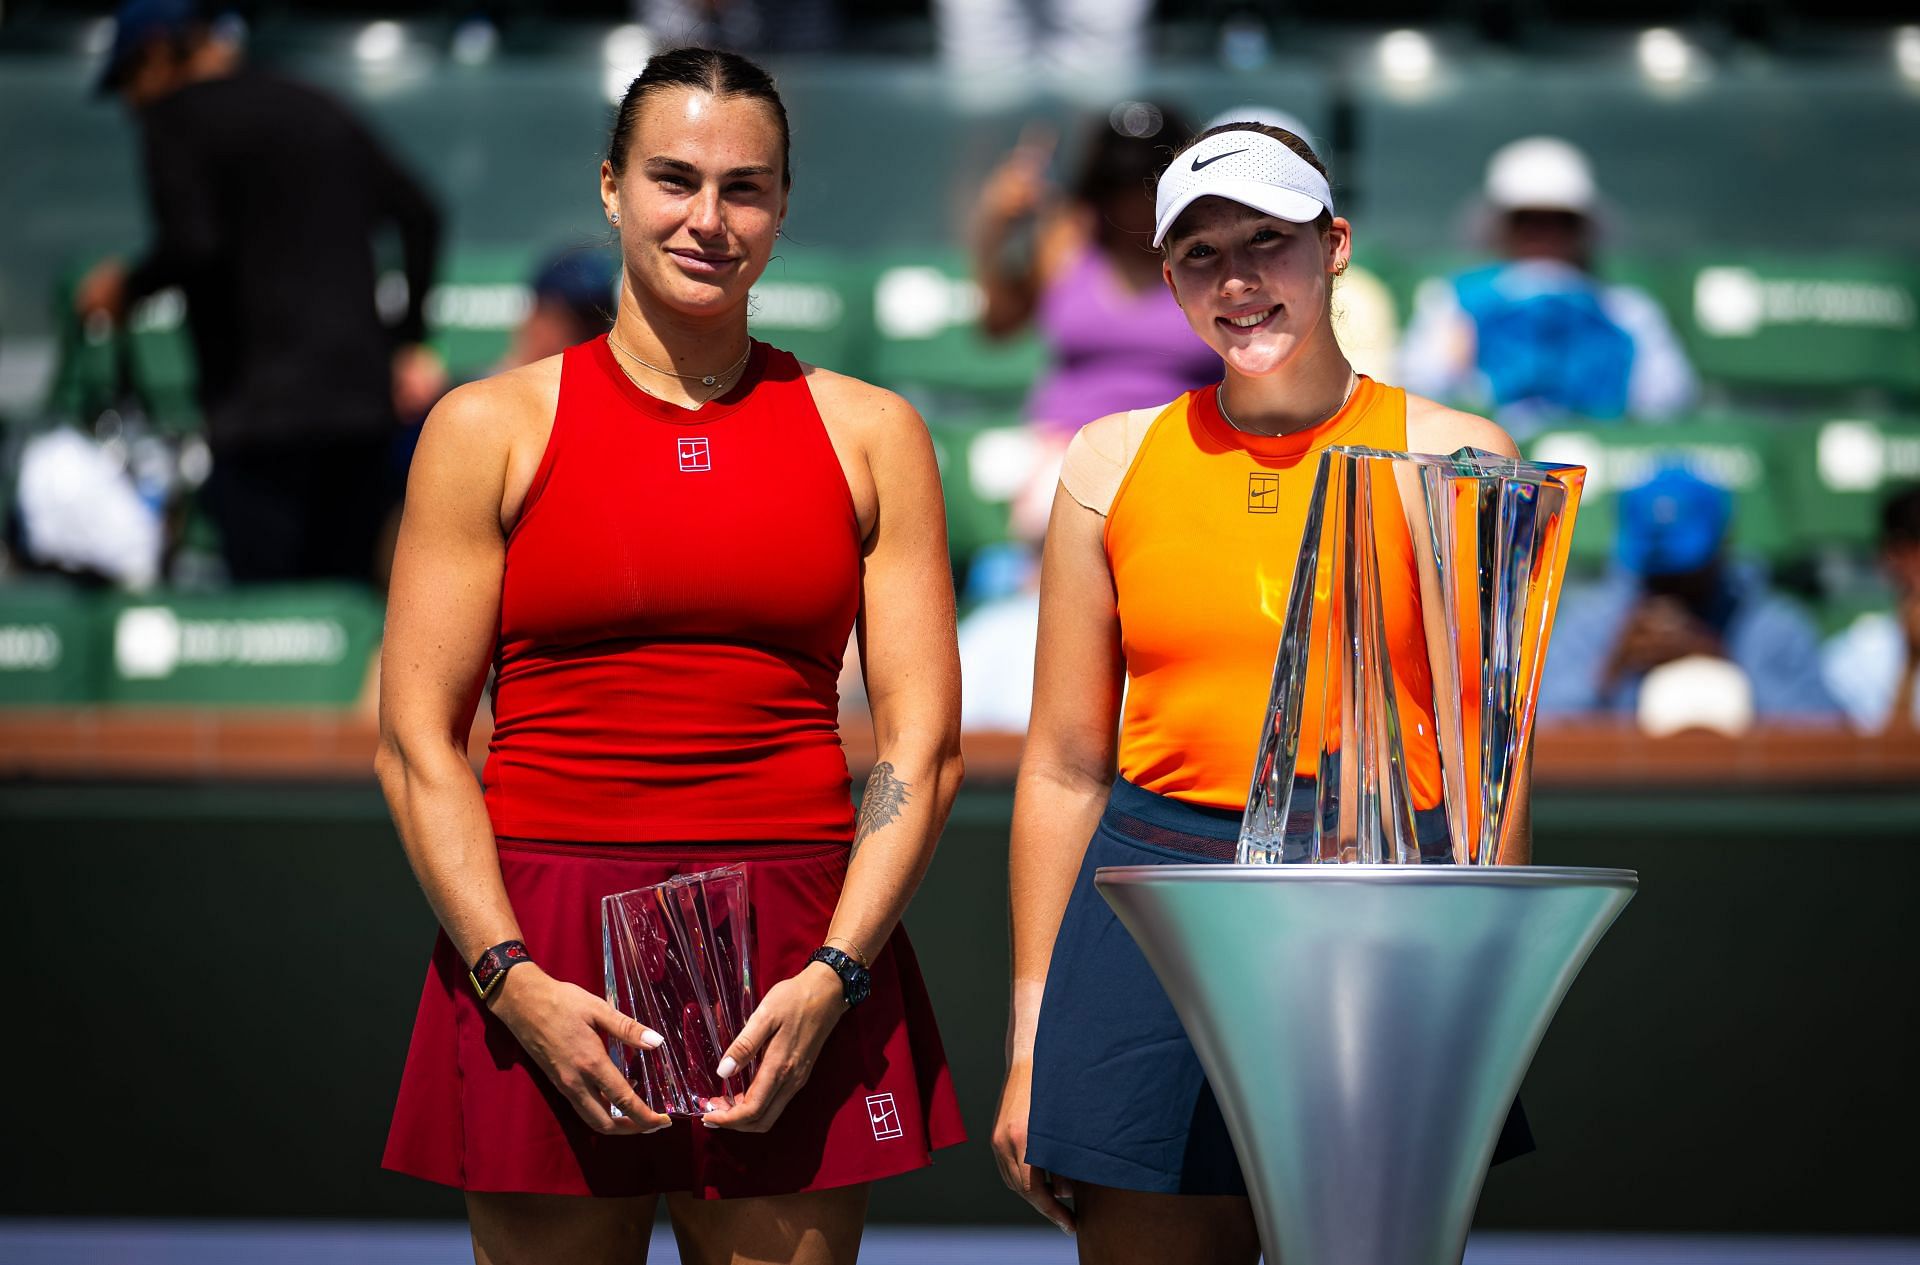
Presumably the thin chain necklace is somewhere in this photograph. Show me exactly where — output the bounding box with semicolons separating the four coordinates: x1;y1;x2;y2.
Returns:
1218;372;1359;437
606;335;748;391
610;343;744;408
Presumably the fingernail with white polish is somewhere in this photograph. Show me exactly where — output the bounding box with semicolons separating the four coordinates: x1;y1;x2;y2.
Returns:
641;1030;664;1049
716;1056;737;1078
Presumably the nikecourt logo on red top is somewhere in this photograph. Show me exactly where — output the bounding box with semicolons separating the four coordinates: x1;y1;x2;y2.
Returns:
677;437;711;472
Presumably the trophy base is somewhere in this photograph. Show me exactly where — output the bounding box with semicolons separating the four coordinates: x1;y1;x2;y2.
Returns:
1097;864;1636;1265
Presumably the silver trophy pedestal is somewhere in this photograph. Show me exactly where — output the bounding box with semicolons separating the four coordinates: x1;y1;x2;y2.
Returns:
1096;864;1636;1265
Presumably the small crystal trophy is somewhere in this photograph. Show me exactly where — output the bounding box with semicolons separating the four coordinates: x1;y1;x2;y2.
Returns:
601;865;757;1116
1240;446;1584;866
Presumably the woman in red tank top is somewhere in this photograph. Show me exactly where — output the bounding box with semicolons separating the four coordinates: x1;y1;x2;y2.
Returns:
378;48;963;1262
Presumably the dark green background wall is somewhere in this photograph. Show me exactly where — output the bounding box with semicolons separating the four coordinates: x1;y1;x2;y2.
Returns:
4;779;1916;1231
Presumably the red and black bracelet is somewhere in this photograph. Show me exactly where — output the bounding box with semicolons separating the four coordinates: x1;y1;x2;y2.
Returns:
468;939;532;1002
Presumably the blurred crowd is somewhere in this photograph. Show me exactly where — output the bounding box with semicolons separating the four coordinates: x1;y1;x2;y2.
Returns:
2;0;1916;739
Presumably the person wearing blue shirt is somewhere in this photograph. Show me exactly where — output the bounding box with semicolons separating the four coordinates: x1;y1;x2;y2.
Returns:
1399;137;1696;435
1540;466;1843;723
1822;484;1920;734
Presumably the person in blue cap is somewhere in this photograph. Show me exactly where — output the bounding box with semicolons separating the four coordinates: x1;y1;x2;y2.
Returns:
1539;464;1841;722
76;0;442;585
496;249;620;372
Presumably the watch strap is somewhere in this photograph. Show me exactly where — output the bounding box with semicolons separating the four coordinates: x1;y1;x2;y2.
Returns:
809;945;872;1008
469;939;531;1002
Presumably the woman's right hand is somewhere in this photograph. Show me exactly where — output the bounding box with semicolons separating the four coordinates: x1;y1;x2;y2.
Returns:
992;1056;1076;1234
489;964;674;1135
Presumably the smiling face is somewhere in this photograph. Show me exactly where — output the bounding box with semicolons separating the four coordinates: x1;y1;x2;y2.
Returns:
600;86;789;319
1160;196;1350;378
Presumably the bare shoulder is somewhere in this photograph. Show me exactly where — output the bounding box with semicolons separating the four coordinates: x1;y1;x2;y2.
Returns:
422;355;562;453
800;362;929;450
1403;392;1520;459
412;356;564;528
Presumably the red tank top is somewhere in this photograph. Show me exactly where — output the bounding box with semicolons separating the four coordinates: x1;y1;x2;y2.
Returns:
482;337;861;844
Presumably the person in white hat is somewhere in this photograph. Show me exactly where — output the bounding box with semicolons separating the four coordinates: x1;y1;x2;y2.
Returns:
1398;135;1697;432
993;121;1537;1261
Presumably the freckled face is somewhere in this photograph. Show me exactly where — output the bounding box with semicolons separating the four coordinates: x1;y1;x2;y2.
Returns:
601;87;788;317
1160;196;1349;378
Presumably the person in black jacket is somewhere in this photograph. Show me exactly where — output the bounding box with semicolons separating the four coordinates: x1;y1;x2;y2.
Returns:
77;0;443;585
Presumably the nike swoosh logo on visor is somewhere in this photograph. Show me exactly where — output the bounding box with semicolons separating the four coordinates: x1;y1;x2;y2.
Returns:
1191;148;1248;171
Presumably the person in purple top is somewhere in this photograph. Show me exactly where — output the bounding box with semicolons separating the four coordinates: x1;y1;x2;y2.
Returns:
972;103;1219;438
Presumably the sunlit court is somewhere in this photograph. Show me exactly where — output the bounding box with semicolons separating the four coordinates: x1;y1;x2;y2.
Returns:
2;2;1917;1263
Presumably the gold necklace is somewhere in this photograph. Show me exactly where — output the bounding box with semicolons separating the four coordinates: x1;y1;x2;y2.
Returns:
1219;372;1359;437
608;334;751;390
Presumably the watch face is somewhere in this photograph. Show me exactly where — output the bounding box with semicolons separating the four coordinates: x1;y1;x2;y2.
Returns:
847;970;872;1007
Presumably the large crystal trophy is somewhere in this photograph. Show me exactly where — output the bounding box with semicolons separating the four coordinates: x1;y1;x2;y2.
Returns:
601;865;756;1117
1240;445;1585;865
1095;447;1638;1265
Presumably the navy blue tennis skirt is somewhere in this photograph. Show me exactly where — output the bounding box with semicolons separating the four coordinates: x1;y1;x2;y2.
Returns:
1025;777;1533;1196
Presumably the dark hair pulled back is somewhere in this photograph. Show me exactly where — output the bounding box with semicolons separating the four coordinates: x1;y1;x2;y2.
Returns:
1166;121;1334;236
606;47;791;188
1071;102;1192;208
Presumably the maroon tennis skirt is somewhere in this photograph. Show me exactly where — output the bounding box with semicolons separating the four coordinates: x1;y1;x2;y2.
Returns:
383;838;965;1199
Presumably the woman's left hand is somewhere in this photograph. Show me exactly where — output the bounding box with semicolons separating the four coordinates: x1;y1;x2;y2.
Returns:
700;960;848;1133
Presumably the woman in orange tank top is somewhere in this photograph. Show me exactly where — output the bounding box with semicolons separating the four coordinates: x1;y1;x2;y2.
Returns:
994;122;1535;1261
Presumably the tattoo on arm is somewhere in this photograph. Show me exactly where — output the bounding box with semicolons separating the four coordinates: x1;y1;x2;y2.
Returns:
852;761;911;860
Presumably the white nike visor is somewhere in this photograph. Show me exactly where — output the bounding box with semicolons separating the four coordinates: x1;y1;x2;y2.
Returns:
1152;129;1334;248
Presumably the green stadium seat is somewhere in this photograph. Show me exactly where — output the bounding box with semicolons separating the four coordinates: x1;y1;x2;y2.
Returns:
45;265;202;436
1773;415;1920;552
0;582;101;705
923;414;1026;566
749;250;873;378
1525;421;1790;570
867;250;1044;404
421;247;538;382
99;584;384;706
1677;254;1920;393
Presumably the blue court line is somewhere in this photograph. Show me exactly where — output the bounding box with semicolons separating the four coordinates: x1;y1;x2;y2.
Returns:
1;1222;1917;1265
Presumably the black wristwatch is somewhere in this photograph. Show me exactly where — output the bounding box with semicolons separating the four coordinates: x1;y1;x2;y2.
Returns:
469;939;532;1002
808;946;872;1008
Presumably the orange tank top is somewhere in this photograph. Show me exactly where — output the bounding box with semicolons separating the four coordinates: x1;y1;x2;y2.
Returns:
1108;378;1439;810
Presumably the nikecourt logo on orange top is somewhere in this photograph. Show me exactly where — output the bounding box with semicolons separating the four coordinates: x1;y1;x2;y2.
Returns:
1248;471;1280;513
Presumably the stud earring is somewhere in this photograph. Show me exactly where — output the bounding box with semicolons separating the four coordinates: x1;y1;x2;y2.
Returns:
610;212;620;224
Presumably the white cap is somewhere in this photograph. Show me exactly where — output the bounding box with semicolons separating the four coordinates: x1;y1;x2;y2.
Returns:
1484;136;1597;214
1152;129;1334;248
1636;655;1756;739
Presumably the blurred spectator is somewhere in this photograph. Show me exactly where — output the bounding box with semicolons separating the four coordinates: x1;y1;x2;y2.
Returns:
1539;466;1841;727
936;0;1150;96
74;0;442;586
1822;484;1920;735
636;0;840;53
497;249;620;372
1399;136;1696;433
956;541;1040;731
972;103;1215;538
